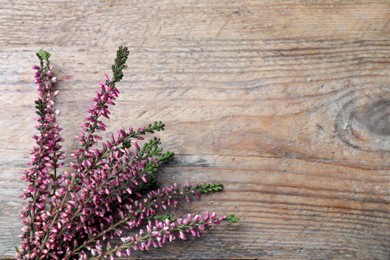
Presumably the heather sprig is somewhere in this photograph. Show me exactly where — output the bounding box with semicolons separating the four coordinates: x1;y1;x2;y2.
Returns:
18;47;238;260
19;49;64;259
67;182;221;258
89;212;228;259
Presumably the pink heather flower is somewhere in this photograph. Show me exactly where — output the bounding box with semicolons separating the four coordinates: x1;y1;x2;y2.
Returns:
20;58;65;259
103;212;227;258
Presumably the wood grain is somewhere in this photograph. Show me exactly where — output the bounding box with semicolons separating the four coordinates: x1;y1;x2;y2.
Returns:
0;0;389;259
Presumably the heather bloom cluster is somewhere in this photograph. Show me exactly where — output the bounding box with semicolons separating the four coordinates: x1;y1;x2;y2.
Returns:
92;212;226;259
19;50;64;259
18;47;238;259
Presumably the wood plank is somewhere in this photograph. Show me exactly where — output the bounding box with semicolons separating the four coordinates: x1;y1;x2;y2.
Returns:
0;0;389;259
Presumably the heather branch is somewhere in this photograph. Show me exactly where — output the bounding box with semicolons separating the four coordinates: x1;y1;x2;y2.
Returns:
92;212;234;259
36;48;130;257
75;46;130;161
19;49;64;258
67;182;224;258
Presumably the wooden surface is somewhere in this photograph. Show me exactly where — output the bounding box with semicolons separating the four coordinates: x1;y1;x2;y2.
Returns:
0;0;390;259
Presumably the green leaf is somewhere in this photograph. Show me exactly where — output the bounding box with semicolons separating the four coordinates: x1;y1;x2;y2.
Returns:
36;49;51;69
199;183;224;194
37;49;50;61
111;46;130;84
154;213;176;222
226;214;240;223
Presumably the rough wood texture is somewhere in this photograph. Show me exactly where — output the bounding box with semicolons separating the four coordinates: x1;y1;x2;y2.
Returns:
0;0;389;259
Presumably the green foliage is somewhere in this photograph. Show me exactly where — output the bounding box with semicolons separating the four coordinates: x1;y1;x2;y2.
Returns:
154;213;176;222
143;121;165;134
226;214;240;223
37;49;51;62
34;99;46;118
144;161;159;174
122;121;166;148
158;151;174;163
140;137;162;157
121;121;174;166
198;183;224;194
36;49;51;68
111;46;129;84
140;137;175;163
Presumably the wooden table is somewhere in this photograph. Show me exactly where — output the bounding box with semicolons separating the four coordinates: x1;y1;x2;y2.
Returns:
0;0;389;259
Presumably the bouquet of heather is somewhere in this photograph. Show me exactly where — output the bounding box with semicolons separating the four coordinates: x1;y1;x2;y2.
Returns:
17;46;238;259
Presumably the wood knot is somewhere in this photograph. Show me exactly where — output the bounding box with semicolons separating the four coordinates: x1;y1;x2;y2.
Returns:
335;91;390;152
353;100;390;136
